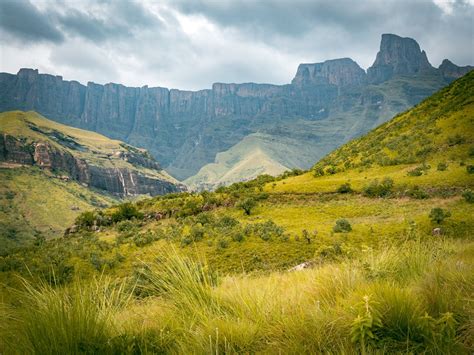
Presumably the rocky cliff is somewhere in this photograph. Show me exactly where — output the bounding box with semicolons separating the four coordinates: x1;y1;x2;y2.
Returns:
0;111;185;196
0;34;472;182
367;34;436;84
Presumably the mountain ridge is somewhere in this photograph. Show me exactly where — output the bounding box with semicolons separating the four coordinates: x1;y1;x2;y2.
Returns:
0;34;472;183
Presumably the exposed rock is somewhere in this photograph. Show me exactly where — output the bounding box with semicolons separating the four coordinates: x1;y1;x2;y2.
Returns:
367;34;435;84
292;58;367;88
432;227;442;236
0;133;184;196
438;59;473;80
0;34;469;181
288;261;314;272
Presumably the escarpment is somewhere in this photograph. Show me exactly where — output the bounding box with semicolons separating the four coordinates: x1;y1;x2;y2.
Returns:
0;34;472;181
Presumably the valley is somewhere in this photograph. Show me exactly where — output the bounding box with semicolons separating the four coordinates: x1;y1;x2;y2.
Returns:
1;70;473;353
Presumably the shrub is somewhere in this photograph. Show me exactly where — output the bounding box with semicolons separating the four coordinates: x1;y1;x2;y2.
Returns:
75;211;96;228
111;203;143;223
333;219;352;233
237;197;257;216
408;186;429;199
313;167;325;177
429;208;451;224
437;162;448;171
116;220;135;232
466;165;474;174
462;190;474;203
407;167;423;176
189;225;205;242
217;238;230;249
447;134;465;146
363;178;394;198
337;183;353;194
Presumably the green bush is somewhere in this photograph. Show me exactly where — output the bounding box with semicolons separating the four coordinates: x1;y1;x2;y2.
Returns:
237;197;257;216
408;186;429;199
217;238;230;249
436;162;448;171
111;203;143;223
313;167;325;177
407;167;423;176
337;183;353;194
429;208;451;224
462;190;474;203
363;178;394;198
466;165;474;174
333;219;352;233
75;211;96;228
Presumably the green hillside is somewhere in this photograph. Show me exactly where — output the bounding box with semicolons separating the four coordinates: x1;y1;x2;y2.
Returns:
270;70;474;194
1;73;473;353
0;111;182;254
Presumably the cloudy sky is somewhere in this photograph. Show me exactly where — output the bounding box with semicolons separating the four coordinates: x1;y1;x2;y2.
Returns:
0;0;473;90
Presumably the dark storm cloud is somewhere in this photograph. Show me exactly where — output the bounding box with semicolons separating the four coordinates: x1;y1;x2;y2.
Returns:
0;0;472;90
170;0;441;39
0;0;63;43
56;0;163;42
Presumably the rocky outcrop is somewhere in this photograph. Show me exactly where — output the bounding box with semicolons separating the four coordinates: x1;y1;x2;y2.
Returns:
292;58;367;88
0;134;183;196
367;34;435;84
438;59;473;80
0;34;470;181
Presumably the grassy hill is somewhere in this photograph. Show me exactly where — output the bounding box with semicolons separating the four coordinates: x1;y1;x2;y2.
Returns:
0;73;473;353
0;111;182;254
270;70;474;194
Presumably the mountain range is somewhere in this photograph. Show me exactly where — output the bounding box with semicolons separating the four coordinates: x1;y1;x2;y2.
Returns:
0;34;472;188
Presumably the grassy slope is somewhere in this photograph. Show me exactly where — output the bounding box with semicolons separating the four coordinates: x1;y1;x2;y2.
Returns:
184;73;450;187
0;73;473;353
0;167;118;254
0;111;178;182
269;70;474;194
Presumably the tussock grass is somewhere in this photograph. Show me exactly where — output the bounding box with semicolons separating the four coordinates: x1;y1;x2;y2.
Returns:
2;238;472;353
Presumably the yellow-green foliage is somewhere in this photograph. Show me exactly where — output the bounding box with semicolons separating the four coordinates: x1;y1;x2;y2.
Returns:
269;71;474;194
0;110;178;181
1;74;473;353
2;239;473;353
0;167;116;254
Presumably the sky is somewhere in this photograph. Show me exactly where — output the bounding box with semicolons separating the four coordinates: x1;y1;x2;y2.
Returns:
0;0;473;90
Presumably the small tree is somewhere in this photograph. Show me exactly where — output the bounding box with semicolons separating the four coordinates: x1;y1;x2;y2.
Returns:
238;197;257;215
429;208;451;224
333;219;352;233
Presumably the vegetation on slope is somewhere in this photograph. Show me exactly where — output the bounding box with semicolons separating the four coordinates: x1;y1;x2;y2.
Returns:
269;70;474;194
0;72;473;353
0;167;117;255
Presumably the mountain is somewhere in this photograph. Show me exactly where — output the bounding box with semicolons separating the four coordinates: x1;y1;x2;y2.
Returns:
271;70;474;194
1;72;473;354
0;34;471;186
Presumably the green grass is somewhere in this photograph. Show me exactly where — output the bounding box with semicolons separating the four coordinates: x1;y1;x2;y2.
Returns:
2;238;472;353
0;167;117;254
0;72;473;353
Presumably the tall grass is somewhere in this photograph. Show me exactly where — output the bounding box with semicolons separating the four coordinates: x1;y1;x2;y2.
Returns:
2;239;473;353
2;276;131;354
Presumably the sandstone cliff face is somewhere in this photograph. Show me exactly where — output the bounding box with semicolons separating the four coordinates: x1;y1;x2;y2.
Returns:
0;34;471;181
292;58;367;88
367;34;436;84
0;133;183;196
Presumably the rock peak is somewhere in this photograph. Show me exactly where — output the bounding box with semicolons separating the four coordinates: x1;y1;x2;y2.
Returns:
292;58;366;87
367;34;434;84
